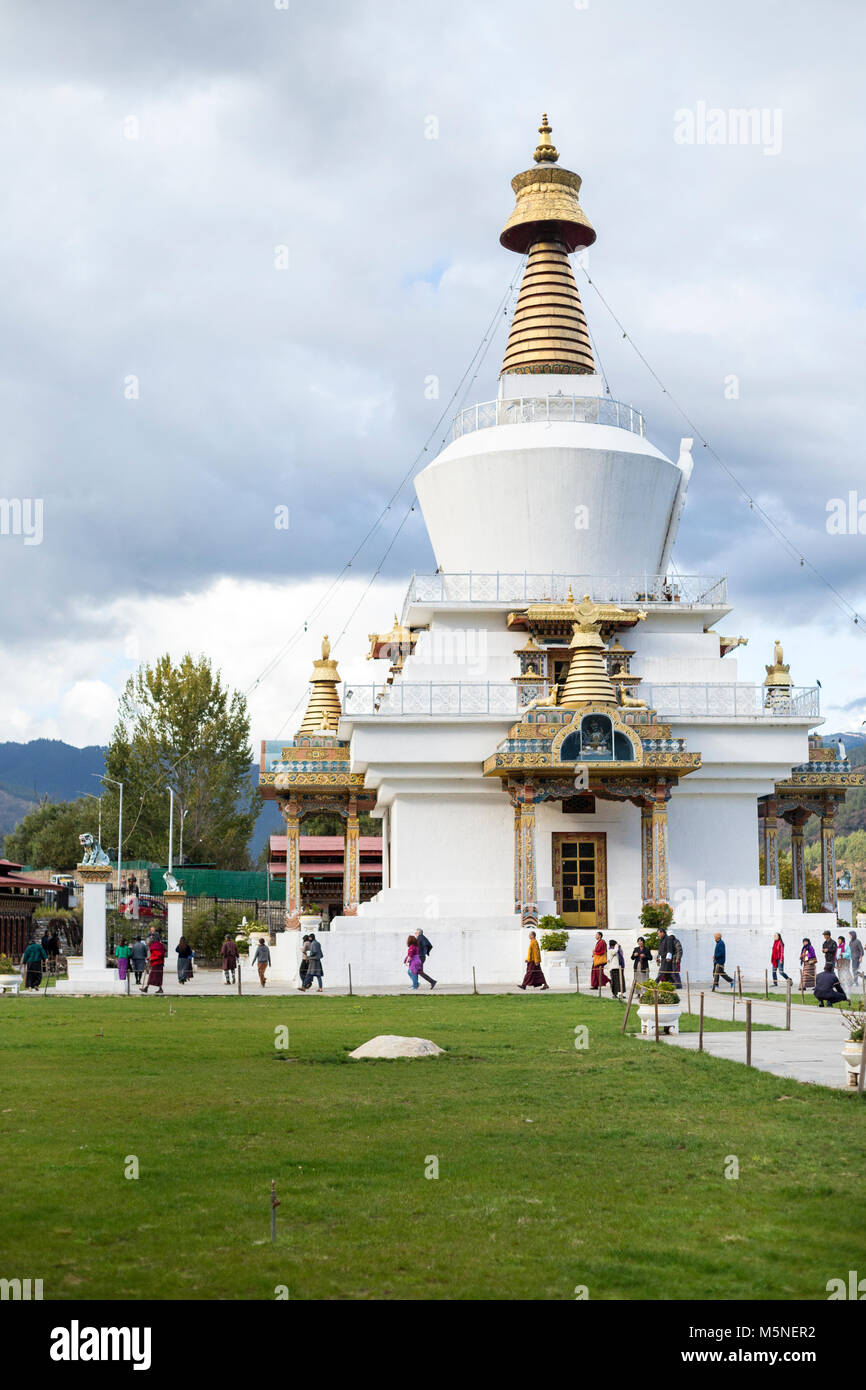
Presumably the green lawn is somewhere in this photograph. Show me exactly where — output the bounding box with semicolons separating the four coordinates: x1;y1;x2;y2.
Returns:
1;993;863;1301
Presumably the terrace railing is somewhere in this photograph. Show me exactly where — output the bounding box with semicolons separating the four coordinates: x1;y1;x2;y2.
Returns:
405;573;729;607
452;394;646;440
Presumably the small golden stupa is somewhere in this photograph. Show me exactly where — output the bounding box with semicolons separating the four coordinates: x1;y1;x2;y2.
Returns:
558;596;617;706
298;636;343;736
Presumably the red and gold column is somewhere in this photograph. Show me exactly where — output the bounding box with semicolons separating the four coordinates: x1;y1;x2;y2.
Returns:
650;794;669;905
790;813;808;908
343;797;360;916
820;803;837;914
640;804;654;903
282;798;301;930
512;784;538;926
762;799;779;888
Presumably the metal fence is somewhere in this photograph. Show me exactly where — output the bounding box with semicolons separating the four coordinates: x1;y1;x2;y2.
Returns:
405;572;729;607
452;394;646;439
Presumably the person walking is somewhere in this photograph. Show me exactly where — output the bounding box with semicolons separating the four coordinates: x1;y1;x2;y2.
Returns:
21;937;47;990
298;935;311;990
220;933;239;985
141;933;165;995
130;936;147;985
608;939;625;998
251;937;271;988
405;935;423;990
671;932;684;988
300;934;326;992
518;930;548;991
799;938;817;990
655;928;676;984
770;933;791;988
115;937;130;984
175;936;194;984
590;931;608;990
821;929;837;972
836;935;854;993
711;932;734;991
814;967;847;1008
849;930;864;988
631;936;651;985
417;927;434;970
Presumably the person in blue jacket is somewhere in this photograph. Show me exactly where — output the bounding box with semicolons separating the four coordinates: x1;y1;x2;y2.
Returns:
711;932;734;991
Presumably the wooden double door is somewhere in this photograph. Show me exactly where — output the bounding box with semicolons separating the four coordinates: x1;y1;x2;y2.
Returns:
552;832;607;928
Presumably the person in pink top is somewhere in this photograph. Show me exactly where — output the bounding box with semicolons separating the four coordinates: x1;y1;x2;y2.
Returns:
404;935;436;991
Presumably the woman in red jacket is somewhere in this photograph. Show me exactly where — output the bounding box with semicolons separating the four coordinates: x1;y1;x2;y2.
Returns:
770;933;791;988
141;934;166;995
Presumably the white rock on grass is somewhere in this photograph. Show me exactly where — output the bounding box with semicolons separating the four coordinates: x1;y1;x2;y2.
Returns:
349;1034;444;1060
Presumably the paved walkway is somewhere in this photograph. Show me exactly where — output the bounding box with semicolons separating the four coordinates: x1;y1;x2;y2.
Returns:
653;987;858;1091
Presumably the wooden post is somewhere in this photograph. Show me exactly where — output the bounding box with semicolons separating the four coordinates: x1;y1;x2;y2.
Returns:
764;969;769;1000
237;957;242;996
270;1180;279;1243
731;986;736;1021
746;1000;752;1067
575;965;580;995
472;965;478;996
621;978;637;1035
698;992;705;1052
736;966;742;998
858;1028;866;1095
348;963;353;998
786;978;792;1031
686;970;691;1015
654;991;660;1042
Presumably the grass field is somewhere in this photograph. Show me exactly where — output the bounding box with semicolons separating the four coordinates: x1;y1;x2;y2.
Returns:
1;993;864;1301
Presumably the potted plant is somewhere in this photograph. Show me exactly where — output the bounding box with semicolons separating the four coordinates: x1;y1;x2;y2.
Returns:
841;1009;865;1088
538;918;569;964
636;978;682;1036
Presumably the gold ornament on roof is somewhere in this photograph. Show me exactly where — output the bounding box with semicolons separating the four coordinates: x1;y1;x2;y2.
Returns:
298;636;342;736
533;113;559;164
764;638;792;690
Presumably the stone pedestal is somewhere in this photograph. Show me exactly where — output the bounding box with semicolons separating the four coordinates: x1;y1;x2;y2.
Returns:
55;864;126;994
837;889;854;926
164;891;186;963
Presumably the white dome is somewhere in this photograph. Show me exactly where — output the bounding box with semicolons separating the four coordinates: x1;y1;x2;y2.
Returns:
414;417;685;577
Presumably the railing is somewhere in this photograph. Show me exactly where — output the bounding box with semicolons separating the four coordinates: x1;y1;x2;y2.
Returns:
342;682;820;720
452;395;646;440
405;573;728;607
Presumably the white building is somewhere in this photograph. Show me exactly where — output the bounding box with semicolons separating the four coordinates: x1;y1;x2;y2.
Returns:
259;117;863;987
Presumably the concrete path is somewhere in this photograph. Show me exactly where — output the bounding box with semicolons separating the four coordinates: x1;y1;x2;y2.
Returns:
655;987;859;1091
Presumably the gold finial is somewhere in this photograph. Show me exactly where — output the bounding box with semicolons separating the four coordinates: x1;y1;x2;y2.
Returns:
321;634;330;661
533;113;559;164
567;584;574;603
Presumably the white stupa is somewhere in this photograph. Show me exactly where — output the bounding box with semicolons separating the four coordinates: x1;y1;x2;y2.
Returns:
259;116;863;986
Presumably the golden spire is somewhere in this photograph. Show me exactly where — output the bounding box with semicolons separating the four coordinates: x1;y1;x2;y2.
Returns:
558;596;617;706
500;116;596;376
298;635;342;736
533;114;559;164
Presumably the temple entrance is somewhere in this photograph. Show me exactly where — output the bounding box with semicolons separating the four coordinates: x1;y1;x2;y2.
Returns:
552;832;607;928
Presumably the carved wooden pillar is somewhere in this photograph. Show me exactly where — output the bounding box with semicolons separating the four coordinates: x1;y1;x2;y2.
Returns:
789;814;808;908
763;799;779;888
282;798;301;930
650;793;670;905
820;803;837;914
343;796;360;916
512;784;537;926
640;804;654;903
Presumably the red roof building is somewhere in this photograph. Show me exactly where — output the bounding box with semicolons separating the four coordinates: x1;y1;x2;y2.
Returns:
0;859;51;958
269;836;383;920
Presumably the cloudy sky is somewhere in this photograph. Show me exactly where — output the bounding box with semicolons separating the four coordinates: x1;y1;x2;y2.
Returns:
1;0;864;747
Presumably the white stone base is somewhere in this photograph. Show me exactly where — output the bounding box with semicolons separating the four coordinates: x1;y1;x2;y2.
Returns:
54;959;128;995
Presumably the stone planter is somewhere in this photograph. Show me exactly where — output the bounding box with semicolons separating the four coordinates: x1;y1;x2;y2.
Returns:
0;974;23;995
541;950;566;967
637;1003;682;1036
842;1040;864;1088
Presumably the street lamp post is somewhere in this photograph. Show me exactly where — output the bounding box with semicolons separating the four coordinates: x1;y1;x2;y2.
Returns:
179;807;189;866
167;786;175;875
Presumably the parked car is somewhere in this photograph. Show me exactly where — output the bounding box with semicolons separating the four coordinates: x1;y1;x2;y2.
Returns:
119;895;167;921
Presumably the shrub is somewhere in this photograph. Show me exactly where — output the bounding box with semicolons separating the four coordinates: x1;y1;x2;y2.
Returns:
540;930;569;952
0;954;17;975
538;913;566;932
639;903;674;934
186;901;253;961
841;1009;865;1043
638;979;680;1006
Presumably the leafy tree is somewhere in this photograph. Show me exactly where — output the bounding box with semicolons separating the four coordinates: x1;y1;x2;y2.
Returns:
4;796;101;870
103;654;256;869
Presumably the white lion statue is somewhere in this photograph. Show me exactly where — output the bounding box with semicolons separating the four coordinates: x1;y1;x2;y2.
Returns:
79;832;111;867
